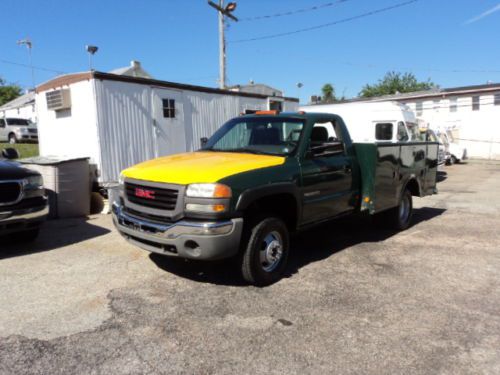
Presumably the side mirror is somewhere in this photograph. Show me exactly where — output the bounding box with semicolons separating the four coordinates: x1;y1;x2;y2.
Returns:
200;137;208;147
2;148;20;160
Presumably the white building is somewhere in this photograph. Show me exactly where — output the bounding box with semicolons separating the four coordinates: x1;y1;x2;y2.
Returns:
35;71;298;186
322;83;500;160
0;91;37;122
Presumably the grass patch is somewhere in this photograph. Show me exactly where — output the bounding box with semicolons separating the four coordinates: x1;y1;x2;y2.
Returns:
0;142;39;159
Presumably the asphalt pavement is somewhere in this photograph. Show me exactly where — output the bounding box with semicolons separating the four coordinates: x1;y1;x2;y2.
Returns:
1;161;499;375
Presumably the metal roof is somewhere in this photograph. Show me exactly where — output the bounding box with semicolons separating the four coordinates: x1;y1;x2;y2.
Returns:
0;91;35;110
36;71;299;102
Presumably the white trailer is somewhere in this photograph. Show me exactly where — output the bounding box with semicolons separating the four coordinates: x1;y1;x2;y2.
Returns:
35;72;298;188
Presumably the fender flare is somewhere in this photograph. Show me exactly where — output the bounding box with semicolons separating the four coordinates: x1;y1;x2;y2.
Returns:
235;183;302;228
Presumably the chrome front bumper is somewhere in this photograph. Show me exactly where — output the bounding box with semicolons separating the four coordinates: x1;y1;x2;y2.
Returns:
112;202;244;260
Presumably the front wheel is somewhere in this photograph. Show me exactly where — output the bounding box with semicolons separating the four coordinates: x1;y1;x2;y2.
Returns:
241;217;289;286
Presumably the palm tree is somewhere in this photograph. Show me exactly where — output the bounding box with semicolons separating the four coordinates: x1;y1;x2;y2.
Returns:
321;83;336;103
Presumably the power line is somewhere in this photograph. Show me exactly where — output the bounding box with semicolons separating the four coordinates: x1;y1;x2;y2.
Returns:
240;0;352;22
230;0;420;43
0;58;66;75
338;61;500;74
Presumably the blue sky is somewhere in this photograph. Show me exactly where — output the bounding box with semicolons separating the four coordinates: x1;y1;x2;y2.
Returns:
1;0;499;102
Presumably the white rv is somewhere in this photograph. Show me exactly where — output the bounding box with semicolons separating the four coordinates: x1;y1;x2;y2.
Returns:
300;101;419;143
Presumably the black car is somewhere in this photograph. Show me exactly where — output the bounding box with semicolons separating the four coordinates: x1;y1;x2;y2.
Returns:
0;149;48;241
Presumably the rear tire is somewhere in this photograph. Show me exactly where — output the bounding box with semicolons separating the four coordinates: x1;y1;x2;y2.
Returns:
241;217;289;286
391;188;413;230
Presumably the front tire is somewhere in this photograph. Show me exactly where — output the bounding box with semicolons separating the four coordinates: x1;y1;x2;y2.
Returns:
241;217;289;286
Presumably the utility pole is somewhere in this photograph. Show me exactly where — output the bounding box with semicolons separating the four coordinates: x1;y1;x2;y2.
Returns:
208;1;238;89
16;38;34;90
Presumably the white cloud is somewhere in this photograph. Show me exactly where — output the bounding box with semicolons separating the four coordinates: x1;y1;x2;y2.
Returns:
465;3;500;24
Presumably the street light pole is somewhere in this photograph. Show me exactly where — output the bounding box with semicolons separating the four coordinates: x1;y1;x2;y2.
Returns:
17;38;34;90
208;1;238;89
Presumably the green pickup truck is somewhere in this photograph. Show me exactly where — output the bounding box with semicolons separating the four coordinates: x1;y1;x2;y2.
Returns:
113;111;438;285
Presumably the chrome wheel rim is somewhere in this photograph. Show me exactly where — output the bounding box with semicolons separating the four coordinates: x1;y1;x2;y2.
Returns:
259;231;283;272
399;194;410;223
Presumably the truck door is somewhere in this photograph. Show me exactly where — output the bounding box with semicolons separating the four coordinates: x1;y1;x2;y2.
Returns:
300;121;354;224
151;88;187;157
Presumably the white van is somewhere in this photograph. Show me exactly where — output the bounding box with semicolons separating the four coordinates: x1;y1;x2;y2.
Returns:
0;117;38;144
300;101;420;143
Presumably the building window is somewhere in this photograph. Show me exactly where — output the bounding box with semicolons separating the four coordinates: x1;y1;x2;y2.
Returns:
433;100;440;112
162;99;175;118
472;95;480;111
449;97;458;113
494;93;500;106
415;102;423;116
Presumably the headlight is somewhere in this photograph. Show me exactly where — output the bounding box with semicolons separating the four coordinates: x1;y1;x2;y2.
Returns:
17;127;29;133
186;183;232;198
24;175;44;190
118;173;125;186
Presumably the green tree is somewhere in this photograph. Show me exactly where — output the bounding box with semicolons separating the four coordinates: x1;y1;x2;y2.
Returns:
0;77;22;107
360;72;436;98
321;83;336;103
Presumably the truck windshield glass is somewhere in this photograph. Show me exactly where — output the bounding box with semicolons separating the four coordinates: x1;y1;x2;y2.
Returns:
6;118;32;126
204;118;304;156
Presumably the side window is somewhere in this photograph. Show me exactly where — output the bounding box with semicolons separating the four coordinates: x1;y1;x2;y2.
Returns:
311;122;339;144
0;119;5;128
310;121;344;156
162;99;175;118
397;122;409;142
375;123;393;141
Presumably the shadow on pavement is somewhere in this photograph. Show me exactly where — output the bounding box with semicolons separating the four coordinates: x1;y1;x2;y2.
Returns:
149;207;446;287
437;171;448;182
0;217;110;260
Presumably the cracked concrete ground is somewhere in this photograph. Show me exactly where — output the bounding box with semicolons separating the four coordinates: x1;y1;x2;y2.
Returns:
1;161;499;375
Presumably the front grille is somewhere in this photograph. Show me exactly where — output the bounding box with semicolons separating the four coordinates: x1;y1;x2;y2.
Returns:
0;182;22;205
125;182;179;210
123;206;174;223
28;129;37;134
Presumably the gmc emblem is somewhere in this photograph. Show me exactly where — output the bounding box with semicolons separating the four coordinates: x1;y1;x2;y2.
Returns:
135;188;155;199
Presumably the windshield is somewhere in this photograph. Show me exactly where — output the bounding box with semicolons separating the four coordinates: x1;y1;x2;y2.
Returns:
6;118;32;126
203;117;304;156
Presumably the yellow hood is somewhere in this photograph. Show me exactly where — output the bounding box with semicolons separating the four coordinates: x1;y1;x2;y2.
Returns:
122;152;285;185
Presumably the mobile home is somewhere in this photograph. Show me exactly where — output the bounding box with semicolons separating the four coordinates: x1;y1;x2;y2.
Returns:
35;71;298;188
